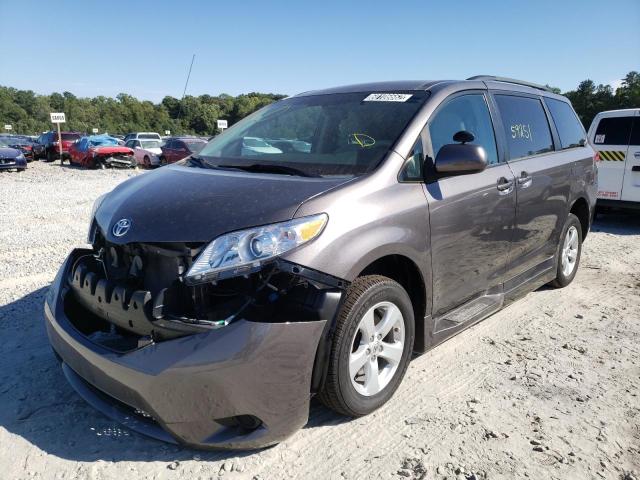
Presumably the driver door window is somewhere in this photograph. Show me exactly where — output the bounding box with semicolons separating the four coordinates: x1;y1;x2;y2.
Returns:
428;94;499;165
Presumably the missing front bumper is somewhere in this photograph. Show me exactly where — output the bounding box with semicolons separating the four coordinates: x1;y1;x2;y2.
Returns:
44;248;343;449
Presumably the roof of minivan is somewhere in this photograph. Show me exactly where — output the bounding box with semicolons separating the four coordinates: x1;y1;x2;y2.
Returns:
296;80;448;96
295;79;564;99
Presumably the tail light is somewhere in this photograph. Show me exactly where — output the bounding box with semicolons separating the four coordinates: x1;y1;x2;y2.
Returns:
594;151;600;163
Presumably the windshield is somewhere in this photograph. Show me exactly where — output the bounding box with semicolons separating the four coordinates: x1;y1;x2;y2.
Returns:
0;139;9;147
195;91;428;177
140;140;162;149
61;133;80;141
139;133;160;139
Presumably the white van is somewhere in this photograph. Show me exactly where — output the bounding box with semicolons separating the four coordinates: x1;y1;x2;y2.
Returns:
123;132;162;143
588;109;640;207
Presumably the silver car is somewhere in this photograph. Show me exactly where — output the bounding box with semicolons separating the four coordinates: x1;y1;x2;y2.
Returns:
45;76;597;449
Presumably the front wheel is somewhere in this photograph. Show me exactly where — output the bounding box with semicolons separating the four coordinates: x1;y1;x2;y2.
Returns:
549;213;582;288
319;275;414;417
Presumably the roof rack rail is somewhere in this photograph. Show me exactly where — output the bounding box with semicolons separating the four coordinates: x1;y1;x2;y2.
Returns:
466;75;554;93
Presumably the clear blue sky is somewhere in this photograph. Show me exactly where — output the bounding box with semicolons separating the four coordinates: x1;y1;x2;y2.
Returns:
1;0;638;101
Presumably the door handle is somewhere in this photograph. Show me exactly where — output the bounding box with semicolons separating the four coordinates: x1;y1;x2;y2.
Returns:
496;177;514;194
634;152;640;159
517;171;532;188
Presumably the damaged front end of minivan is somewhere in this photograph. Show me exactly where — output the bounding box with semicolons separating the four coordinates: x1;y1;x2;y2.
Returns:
45;220;346;449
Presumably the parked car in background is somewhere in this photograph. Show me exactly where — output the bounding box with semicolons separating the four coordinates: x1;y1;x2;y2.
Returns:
159;136;207;164
32;133;47;159
0;135;37;160
45;77;596;450
68;135;136;169
588;108;640;209
241;136;283;156
0;138;27;171
125;138;164;168
36;131;82;162
123;132;162;143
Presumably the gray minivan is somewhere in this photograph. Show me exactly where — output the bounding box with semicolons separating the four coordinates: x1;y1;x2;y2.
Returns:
45;76;597;449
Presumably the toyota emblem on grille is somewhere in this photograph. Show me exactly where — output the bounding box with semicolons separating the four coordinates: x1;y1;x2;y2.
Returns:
112;218;132;237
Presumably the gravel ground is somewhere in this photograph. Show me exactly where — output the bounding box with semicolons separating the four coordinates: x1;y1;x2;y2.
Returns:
0;161;639;480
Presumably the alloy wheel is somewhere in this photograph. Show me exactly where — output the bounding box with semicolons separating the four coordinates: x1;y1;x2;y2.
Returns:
349;301;405;397
561;225;579;277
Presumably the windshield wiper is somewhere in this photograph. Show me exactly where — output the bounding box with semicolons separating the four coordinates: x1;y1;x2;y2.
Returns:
216;163;319;177
187;155;217;169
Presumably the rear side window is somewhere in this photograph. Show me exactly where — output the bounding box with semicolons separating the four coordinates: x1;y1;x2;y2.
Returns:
630;119;640;146
594;117;633;145
494;95;554;160
545;98;586;149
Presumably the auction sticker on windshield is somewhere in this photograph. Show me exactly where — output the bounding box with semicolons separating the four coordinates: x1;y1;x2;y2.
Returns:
363;93;413;102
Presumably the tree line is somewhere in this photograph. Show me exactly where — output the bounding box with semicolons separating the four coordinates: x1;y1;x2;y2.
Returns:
0;89;286;136
1;72;638;136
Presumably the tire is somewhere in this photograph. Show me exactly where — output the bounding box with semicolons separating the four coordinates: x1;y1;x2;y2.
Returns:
143;156;150;168
319;275;415;417
160;156;167;166
47;149;54;162
549;213;583;288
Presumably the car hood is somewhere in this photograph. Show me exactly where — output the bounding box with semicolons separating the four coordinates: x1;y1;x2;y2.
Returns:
0;147;21;157
95;164;351;244
92;146;133;155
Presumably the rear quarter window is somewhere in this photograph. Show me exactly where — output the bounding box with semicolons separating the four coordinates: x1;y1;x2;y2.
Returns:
593;117;633;145
494;95;554;160
545;98;586;149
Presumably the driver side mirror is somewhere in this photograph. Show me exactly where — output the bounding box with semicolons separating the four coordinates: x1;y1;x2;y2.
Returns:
434;130;487;174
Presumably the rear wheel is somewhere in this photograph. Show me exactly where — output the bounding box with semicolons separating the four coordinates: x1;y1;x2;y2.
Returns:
549;213;582;288
160;156;167;166
143;156;150;168
319;275;414;417
47;149;54;162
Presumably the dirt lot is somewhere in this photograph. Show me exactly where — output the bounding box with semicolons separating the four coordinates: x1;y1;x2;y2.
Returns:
0;161;638;480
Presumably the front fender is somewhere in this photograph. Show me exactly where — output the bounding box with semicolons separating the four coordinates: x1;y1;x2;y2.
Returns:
284;163;431;284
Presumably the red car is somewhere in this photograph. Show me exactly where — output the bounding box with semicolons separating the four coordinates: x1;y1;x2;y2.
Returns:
159;136;207;165
68;135;137;169
36;131;83;162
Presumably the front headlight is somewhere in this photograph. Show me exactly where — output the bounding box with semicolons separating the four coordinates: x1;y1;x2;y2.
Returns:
87;193;107;242
185;213;328;284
